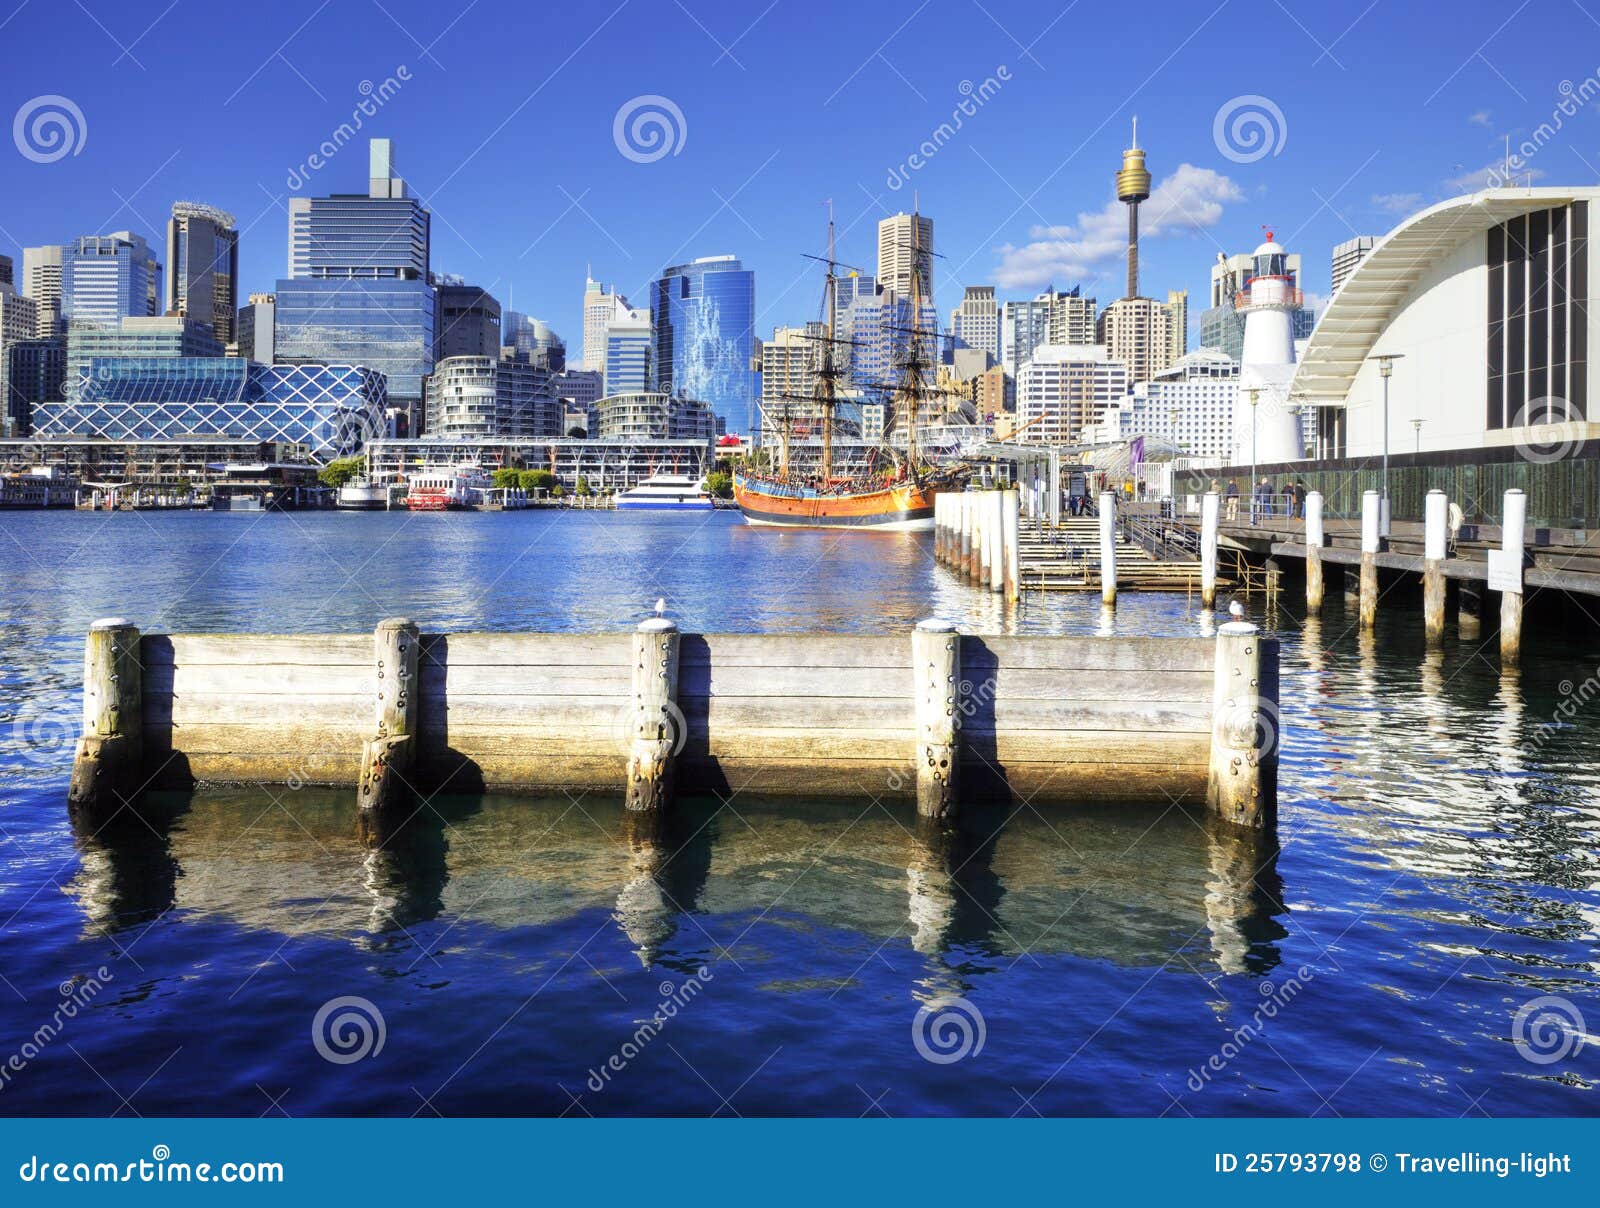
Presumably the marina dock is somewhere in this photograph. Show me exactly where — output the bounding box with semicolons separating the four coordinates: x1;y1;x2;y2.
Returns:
65;615;1280;837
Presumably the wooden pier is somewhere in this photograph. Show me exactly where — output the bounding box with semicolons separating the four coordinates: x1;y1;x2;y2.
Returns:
66;616;1280;836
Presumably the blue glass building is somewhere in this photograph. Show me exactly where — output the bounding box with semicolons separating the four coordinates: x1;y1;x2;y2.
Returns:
652;255;756;439
59;233;162;327
34;358;388;461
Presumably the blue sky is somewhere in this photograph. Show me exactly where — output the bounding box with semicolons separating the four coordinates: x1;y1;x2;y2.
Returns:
3;0;1596;344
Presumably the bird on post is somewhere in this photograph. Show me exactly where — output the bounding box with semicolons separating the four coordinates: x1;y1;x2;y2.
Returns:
1229;599;1245;620
654;598;666;618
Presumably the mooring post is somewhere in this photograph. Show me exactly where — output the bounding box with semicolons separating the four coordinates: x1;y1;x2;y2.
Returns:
626;617;681;812
1200;490;1219;609
936;494;949;564
1048;450;1061;527
1002;487;1020;602
960;493;974;580
1499;488;1527;665
1359;489;1380;629
1098;491;1118;607
1205;621;1278;830
987;490;1005;593
974;491;989;584
1423;488;1447;641
356;617;420;819
913;618;960;820
1459;582;1482;638
1304;490;1325;616
67;618;143;816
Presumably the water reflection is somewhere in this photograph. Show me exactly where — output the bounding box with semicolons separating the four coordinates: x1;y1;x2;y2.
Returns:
60;790;1292;978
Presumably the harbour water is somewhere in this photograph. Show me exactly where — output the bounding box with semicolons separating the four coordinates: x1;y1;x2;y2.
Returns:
1;509;1597;1116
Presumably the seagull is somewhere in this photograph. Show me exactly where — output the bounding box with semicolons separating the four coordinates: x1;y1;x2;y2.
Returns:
1229;599;1245;619
655;598;666;617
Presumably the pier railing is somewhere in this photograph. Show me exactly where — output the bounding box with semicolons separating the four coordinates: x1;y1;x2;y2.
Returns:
66;617;1280;836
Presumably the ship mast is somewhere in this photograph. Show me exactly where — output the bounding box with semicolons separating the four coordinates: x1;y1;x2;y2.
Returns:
820;203;839;484
901;202;929;472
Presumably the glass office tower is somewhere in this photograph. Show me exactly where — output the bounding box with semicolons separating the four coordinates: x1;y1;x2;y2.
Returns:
167;202;239;345
652;255;756;438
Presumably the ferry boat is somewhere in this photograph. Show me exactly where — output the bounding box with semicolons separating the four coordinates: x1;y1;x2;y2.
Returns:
733;203;958;532
336;476;394;510
616;473;714;511
405;467;490;512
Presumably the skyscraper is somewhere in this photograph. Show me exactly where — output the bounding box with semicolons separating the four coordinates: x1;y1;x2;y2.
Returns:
582;277;631;374
1331;235;1376;294
652;255;756;437
1097;296;1176;385
951;286;998;360
21;245;64;339
166;202;239;345
1165;288;1188;365
274;138;435;427
504;311;566;370
236;293;276;363
60;233;162;328
877;213;933;298
0;255;12;289
604;307;654;395
435;282;502;360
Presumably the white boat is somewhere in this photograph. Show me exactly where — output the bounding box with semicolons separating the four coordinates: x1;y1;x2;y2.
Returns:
336;477;394;510
615;473;713;511
406;466;491;512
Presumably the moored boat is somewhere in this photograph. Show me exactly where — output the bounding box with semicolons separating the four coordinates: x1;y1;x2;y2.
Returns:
616;473;713;511
405;467;490;511
336;476;394;510
732;473;935;530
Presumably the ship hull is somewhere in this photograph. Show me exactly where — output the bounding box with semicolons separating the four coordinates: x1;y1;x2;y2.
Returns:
732;475;936;531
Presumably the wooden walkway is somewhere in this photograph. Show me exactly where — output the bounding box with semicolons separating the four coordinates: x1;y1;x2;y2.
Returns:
1017;517;1223;594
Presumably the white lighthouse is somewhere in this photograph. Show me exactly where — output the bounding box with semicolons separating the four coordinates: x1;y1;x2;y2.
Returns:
1232;232;1303;465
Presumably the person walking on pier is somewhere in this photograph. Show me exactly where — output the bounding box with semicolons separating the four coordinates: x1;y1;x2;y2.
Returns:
1252;477;1272;524
1292;479;1307;519
1225;478;1240;521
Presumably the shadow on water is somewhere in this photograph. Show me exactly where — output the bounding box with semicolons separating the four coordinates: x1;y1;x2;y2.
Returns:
63;787;1289;978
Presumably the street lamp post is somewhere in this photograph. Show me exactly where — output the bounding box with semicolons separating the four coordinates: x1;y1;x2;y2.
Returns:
1411;417;1423;454
1370;353;1404;537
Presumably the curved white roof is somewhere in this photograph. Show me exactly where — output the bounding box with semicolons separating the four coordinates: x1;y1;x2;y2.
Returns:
1291;187;1593;402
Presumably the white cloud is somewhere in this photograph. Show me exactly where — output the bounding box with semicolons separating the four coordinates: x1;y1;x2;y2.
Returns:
1443;161;1546;193
1371;191;1422;213
992;163;1243;290
1469;110;1492;127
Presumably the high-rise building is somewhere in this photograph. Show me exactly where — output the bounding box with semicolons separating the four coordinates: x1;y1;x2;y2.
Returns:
60;233;162;328
1165;288;1188;365
21;245;64;339
275;138;434;425
838;273;937;398
604;306;654;395
1016;345;1130;444
1331;235;1376;294
652;255;756;438
64;316;222;403
425;351;561;439
504;311;566;370
0;255;12;289
581;277;631;374
596;392;717;441
1047;289;1097;347
0;288;40;431
951;285;998;360
1097;296;1177;385
237;293;276;363
166;202;239;345
1084;348;1238;462
553;368;603;433
435;282;502;360
759;322;828;442
1201;251;1314;359
5;339;65;436
877;213;934;298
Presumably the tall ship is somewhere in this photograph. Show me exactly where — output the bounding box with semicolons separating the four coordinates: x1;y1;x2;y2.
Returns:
733;205;959;530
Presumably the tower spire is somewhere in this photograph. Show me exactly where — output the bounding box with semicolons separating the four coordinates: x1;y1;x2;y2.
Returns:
1115;121;1152;299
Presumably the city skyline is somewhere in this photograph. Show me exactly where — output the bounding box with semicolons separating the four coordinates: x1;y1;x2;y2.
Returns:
2;0;1588;357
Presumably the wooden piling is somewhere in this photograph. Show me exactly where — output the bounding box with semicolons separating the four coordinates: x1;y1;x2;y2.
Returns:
1423;488;1447;641
1304;490;1324;615
1359;489;1380;630
1205;621;1277;830
913;619;960;820
963;493;978;581
625;617;681;812
1459;582;1482;638
1200;491;1219;609
67;618;143;816
356;617;420;819
1047;450;1061;527
1499;488;1527;665
1001;488;1020;602
1098;491;1117;607
987;490;1004;594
